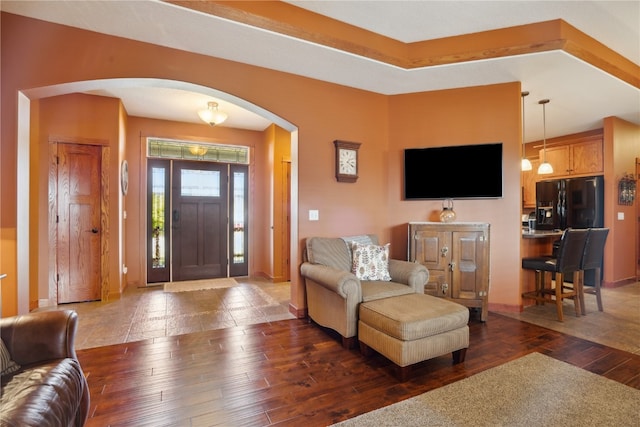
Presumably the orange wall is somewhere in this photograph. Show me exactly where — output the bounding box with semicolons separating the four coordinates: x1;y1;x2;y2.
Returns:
388;84;523;310
3;11;622;317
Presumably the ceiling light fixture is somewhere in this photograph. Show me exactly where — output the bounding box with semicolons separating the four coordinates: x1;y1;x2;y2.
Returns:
188;146;208;156
521;91;532;171
537;99;553;175
198;101;228;126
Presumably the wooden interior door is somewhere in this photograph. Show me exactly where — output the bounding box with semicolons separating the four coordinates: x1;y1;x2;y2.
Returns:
172;161;228;281
57;143;102;303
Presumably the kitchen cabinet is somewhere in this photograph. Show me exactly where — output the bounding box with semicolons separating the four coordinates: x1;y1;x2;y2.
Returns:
539;139;603;178
521;158;540;208
408;222;490;321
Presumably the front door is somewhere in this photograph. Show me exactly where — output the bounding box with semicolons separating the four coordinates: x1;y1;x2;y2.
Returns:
172;161;228;281
56;143;102;303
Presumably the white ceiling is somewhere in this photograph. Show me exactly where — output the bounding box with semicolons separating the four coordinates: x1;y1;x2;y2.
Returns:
2;0;639;141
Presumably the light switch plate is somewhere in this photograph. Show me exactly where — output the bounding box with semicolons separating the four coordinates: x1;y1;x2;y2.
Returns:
617;212;624;220
309;210;319;221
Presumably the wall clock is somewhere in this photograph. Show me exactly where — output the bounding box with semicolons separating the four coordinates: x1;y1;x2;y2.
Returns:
121;160;129;195
334;140;361;183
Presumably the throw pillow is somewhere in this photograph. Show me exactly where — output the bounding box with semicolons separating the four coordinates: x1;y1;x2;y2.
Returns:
351;242;392;281
1;338;20;375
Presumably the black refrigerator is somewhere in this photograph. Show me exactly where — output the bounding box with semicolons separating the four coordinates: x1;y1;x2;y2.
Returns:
535;176;604;231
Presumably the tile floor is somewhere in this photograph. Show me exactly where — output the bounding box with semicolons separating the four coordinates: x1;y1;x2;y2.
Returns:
498;281;640;355
36;278;295;350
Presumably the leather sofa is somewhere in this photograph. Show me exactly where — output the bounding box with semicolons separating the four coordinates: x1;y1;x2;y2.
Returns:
0;310;90;427
300;235;429;348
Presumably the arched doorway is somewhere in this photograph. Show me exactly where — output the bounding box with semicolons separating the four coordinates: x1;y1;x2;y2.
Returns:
17;78;298;309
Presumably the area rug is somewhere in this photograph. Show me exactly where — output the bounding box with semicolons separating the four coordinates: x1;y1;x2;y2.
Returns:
163;277;238;292
330;352;640;427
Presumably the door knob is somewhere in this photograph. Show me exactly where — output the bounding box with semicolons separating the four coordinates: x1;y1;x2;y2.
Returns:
91;228;99;234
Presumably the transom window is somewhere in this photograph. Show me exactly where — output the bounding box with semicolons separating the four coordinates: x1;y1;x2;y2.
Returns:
148;138;249;164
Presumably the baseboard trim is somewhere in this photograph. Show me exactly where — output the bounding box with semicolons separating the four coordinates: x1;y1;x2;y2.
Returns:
488;302;522;313
288;302;307;319
603;277;638;288
38;298;55;308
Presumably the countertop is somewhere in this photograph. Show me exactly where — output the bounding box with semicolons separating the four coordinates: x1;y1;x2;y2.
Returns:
522;229;563;239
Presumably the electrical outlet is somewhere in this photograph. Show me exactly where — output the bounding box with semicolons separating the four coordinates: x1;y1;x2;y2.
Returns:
309;210;319;221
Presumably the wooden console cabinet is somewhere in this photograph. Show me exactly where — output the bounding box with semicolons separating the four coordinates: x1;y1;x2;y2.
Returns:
408;222;490;321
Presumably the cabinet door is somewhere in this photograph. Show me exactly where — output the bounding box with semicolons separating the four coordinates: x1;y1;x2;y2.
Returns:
412;229;451;270
540;146;570;177
521;158;540;208
571;140;603;175
450;231;486;300
412;229;452;297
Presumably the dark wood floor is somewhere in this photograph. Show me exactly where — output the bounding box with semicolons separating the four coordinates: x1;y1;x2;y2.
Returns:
77;312;640;427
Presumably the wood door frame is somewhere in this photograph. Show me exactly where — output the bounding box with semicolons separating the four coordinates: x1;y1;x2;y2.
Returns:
281;160;291;281
48;137;110;304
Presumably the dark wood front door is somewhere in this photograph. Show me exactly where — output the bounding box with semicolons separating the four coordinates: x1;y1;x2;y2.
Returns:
57;143;102;303
172;161;228;281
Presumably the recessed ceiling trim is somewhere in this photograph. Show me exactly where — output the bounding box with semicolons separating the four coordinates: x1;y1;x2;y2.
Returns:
170;1;639;89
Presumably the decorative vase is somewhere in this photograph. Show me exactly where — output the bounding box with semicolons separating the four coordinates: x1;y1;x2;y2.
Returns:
439;198;457;223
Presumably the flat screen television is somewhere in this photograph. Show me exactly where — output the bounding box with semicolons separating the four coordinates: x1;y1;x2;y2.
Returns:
404;142;503;199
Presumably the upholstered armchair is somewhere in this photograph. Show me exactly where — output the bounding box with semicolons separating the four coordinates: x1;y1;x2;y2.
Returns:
300;235;429;348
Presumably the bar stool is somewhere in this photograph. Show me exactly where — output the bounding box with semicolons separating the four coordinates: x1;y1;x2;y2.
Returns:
576;228;609;314
521;228;588;321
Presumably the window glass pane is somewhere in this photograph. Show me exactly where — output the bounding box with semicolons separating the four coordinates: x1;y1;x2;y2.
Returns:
181;169;220;197
151;167;166;269
233;171;245;263
148;139;249;164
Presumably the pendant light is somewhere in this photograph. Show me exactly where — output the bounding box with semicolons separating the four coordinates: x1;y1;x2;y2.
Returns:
198;101;228;126
521;91;532;171
537;99;553;175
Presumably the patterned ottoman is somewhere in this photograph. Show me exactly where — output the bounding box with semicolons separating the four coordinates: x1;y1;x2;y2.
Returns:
358;293;469;380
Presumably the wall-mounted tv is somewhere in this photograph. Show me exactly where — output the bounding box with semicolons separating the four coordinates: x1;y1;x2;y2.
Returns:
404;142;503;200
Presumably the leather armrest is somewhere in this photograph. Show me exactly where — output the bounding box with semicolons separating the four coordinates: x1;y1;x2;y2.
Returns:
0;310;78;366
